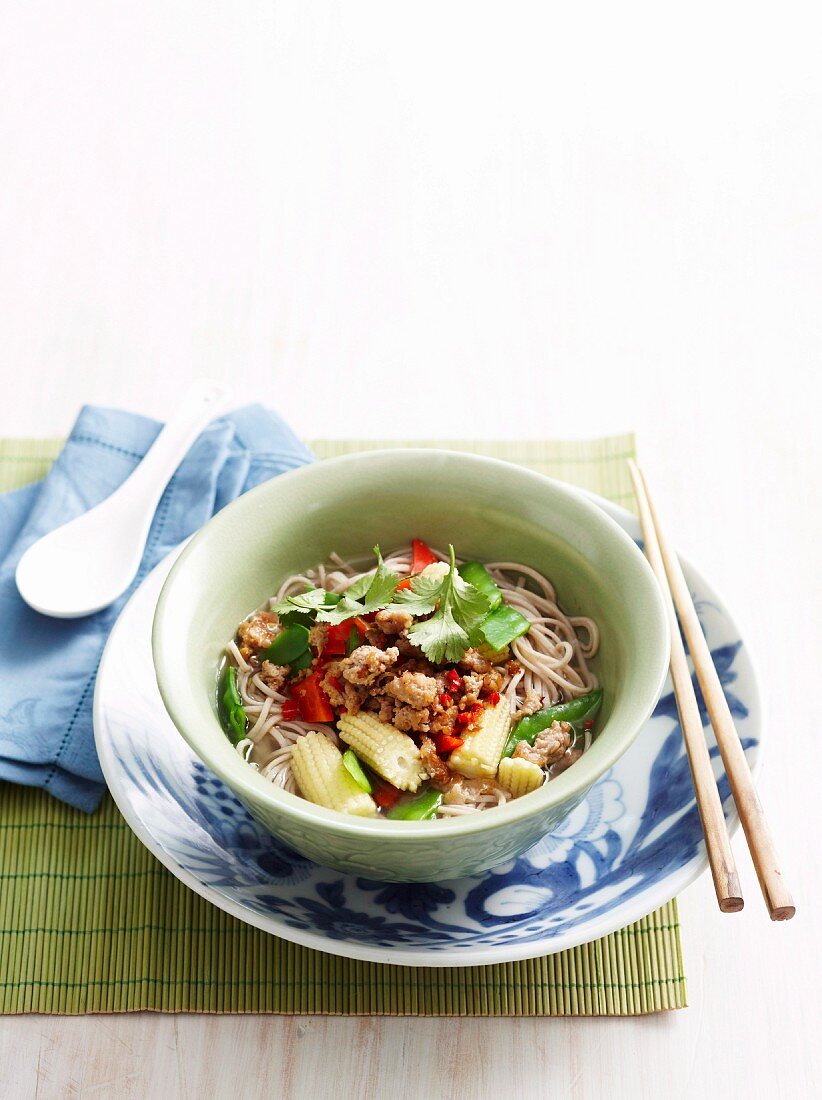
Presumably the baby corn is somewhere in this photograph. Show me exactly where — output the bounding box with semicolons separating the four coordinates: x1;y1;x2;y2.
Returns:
338;713;425;791
449;699;511;779
498;756;545;798
290;732;377;816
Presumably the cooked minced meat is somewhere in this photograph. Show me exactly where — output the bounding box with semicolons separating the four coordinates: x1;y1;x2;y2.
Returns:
429;704;459;734
461;673;484;705
514;687;543;720
419;736;452;787
458;649;493;675
393;705;431;733
237;612;279;652
441;777;508;807
363;622;388;648
375;607;414;634
482;667;505;694
259;661;289;692
340;645;399;686
385;670;438;708
308;623;329;652
513;720;573;767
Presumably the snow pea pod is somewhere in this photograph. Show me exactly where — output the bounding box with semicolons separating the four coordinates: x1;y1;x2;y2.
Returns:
262;624;310;665
220;666;248;744
458;561;503;611
502;689;603;758
386;788;443;821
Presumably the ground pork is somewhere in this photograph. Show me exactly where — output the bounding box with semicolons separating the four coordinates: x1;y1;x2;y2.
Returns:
375;607;414;634
340;645;399;685
458;649;493;675
482;667;505;694
514;687;544;720
506;659;522;676
513;720;573;767
419;736;452;787
385;670;438;708
441;777;508;807
237;611;279;652
319;662;346;707
429;705;459;734
308;623;329;652
461;673;484;706
259;661;289;692
393;705;431;733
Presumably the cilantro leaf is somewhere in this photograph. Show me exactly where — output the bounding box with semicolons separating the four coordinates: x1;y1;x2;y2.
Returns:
273;587;341;617
400;546;490;663
316;546;400;625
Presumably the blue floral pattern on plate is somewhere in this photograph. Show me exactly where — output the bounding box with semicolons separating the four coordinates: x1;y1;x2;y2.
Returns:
94;498;761;965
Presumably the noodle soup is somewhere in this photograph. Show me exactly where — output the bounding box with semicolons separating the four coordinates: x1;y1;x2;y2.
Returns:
218;540;603;821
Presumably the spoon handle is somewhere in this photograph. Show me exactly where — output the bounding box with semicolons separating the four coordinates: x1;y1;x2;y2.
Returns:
119;380;233;518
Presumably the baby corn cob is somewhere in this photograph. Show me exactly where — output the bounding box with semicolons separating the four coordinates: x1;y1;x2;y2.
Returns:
338;713;425;791
449;699;511;779
498;756;545;798
290;732;377;816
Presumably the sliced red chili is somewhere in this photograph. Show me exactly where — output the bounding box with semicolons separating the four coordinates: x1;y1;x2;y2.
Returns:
445;669;462;692
395;577;413;591
486;691;501;706
438;692;453;708
434;733;464;755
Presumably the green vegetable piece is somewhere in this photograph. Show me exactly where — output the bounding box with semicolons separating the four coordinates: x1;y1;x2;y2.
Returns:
342;749;373;793
345;624;363;656
478;604;531;651
502;689;603;758
220;666;247;744
386;788;443;821
278;609;315;629
288;649;314;674
458;561;503;611
262;624;310;665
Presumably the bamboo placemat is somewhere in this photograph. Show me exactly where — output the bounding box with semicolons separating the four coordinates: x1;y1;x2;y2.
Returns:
0;432;686;1015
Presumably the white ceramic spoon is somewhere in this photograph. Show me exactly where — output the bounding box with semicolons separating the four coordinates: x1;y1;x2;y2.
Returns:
16;379;233;618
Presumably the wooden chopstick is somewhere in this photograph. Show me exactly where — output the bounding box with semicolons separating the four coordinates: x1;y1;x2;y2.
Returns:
628;461;743;912
628;461;795;922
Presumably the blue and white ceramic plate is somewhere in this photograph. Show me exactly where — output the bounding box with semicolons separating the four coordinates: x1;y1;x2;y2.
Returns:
93;492;762;966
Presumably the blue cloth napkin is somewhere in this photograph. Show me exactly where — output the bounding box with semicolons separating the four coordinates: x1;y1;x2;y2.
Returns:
0;404;313;812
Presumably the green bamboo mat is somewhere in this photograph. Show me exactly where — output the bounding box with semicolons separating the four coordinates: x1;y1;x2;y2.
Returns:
0;432;687;1015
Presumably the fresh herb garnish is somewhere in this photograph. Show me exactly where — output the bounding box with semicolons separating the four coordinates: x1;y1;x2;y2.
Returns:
316;546;400;625
272;586;341;618
392;545;489;662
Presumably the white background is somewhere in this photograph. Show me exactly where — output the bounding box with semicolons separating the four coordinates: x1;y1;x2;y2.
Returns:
1;2;821;1097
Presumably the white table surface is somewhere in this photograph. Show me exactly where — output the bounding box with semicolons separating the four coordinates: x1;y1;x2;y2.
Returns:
2;3;821;1097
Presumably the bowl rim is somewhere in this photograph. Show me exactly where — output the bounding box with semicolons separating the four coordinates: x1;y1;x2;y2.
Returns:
152;448;671;840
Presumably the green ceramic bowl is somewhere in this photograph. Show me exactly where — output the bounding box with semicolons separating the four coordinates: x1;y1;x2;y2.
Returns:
152;449;669;882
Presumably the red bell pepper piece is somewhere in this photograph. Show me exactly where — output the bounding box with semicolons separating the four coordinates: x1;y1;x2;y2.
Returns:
323;618;368;656
434;733;464;755
290;672;334;723
372;779;402;810
281;699;300;721
411;538;438;574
